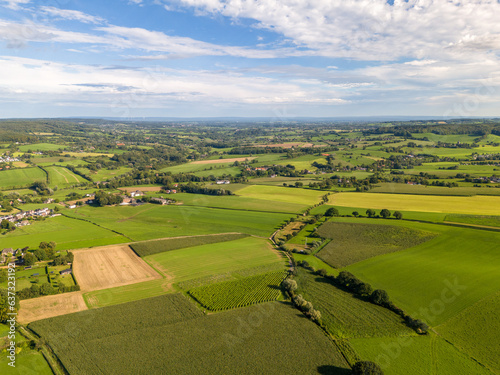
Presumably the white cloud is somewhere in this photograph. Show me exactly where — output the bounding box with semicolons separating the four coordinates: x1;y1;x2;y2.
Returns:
39;6;105;24
0;0;29;10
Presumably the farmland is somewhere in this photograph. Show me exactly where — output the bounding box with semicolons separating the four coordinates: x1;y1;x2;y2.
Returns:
130;233;249;257
316;221;437;268
18;292;87;324
29;296;349;374
236;185;326;205
0;167;46;189
45;166;86;186
330;192;500;215
188;271;287;311
144;236;285;284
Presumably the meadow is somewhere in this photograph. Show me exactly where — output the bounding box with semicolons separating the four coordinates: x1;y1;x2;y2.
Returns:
437;290;500;374
295;270;414;339
444;214;500;228
18;143;67;151
63;204;290;240
29;296;349;374
0;167;46;189
130;233;249;257
350;335;491;375
46;166;86;187
330;192;500;215
345;220;500;326
236;184;325;206
188;271;287;311
144;237;284;284
0;215;129;250
316;222;437;268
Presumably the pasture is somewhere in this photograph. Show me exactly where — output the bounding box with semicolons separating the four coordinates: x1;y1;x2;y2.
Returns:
29;296;349;374
437;290;500;374
130;233;248;257
345;222;500;326
350;335;491;375
0;215;129;250
18;143;67;151
444;214;500;228
144;237;284;284
316;222;436;268
46;166;86;186
0;167;45;189
64;204;290;240
236;185;325;206
296;270;414;339
73;245;161;292
18;292;87;324
330;192;500;215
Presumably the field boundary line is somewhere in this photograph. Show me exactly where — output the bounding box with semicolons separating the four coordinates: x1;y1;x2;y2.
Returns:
404;218;500;232
61;212;134;241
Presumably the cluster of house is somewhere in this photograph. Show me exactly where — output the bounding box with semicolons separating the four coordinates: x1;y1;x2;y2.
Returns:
0;207;53;227
1;247;28;263
122;190;175;206
0;155;20;163
216;180;231;185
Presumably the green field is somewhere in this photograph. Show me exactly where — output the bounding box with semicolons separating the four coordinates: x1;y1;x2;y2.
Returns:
188;271;287;311
316;222;436;268
18;143;67;151
174;192;306;213
345;220;500;326
437;290;500;374
296;269;414;339
0;168;46;189
144;237;284;284
130;233;249;257
63;204;290;240
0;215;129;250
236;185;325;206
331;192;500;215
46;166;86;186
29;295;349;374
369;183;500;196
350;335;491;375
444;214;500;228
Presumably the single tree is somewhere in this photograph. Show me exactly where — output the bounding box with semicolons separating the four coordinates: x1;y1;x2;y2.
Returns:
352;361;384;374
371;289;390;306
352;211;359;217
282;279;298;293
24;252;36;266
325;207;339;217
380;209;391;219
393;211;403;220
366;209;376;218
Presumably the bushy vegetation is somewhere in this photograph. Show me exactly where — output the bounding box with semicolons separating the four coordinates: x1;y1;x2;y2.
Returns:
188;271;287;311
316;222;437;268
130;233;248;257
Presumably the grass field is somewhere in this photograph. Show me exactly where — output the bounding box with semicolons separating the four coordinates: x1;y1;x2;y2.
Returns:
0;167;46;189
330;192;500;215
29;296;349;374
46;166;86;186
369;183;500;196
18;143;67;151
64;204;290;240
350;335;491;375
188;271;287;311
296;269;414;339
236;185;325;206
316;222;437;268
0;215;129;250
345;220;500;326
144;237;284;284
174;192;306;213
444;214;500;228
130;233;249;256
437;290;500;374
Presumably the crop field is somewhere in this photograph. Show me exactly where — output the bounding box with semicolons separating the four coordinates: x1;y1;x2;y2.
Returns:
73;245;161;292
18;292;88;324
191;157;255;164
236;185;325;205
274;154;327;170
0;215;129;250
346;222;500;326
64;204;290;240
444;214;500;228
46;166;86;186
368;183;500;196
316;222;437;268
175;192;305;213
437;290;500;374
144;237;284;284
188;271;287;311
350;335;491;375
130;233;248;257
160;161;240;174
296;270;414;339
0;167;46;189
30;296;348;374
88;166;133;181
18;143;67;151
330;192;500;215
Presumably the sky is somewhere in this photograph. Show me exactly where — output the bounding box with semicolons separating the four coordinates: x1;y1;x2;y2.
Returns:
1;0;500;119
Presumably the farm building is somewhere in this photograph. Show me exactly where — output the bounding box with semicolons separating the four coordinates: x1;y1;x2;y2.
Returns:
151;197;169;205
60;269;72;275
130;190;144;197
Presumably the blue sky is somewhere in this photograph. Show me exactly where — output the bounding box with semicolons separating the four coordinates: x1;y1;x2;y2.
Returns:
1;0;500;118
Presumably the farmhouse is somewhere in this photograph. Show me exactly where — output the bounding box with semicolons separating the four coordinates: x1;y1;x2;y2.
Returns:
60;268;72;275
1;248;13;262
216;180;231;185
130;190;144;197
151;197;169;205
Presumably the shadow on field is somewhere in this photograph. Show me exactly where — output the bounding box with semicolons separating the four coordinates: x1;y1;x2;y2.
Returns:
317;365;352;374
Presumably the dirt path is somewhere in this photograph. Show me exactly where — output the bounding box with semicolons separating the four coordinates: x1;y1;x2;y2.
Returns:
52;167;69;183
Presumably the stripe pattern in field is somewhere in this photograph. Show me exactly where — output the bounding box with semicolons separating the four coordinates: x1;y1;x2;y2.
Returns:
73;245;161;292
188;271;287;311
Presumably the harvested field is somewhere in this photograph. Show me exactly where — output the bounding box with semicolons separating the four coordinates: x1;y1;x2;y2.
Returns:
73;245;161;292
119;186;162;193
18;292;87;324
190;157;255;164
255;142;313;148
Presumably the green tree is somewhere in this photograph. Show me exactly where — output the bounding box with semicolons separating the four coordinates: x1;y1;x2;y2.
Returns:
371;289;390;306
393;211;403;220
380;209;391;219
366;209;376;218
34;248;47;261
24;252;36;266
40;283;55;296
352;361;384;374
324;207;339;217
282;279;298;293
352;211;359;217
